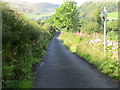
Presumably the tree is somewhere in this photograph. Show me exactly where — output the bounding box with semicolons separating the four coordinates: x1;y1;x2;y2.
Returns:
83;7;103;33
45;16;58;33
53;0;79;32
89;8;102;25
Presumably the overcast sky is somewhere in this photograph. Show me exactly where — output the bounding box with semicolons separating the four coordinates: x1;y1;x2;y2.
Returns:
3;0;93;6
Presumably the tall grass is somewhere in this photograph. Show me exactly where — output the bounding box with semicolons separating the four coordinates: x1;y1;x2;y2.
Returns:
59;31;119;80
1;2;54;88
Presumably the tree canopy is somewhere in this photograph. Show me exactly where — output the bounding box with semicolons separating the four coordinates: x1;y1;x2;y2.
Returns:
52;0;79;32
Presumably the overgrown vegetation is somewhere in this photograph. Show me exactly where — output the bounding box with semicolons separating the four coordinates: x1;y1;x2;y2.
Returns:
59;32;119;80
107;20;118;40
1;2;55;88
80;19;118;40
57;0;119;80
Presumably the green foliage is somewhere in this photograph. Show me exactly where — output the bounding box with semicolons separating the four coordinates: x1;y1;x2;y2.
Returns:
59;32;80;52
89;8;102;25
107;20;118;40
80;21;103;33
18;80;32;88
77;1;118;40
79;6;103;33
42;23;56;35
107;31;118;40
52;1;79;32
80;20;118;40
107;20;118;32
60;32;119;80
1;2;53;88
45;16;54;24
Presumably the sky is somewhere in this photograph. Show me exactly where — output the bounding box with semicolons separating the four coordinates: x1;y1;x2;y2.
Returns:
3;0;93;6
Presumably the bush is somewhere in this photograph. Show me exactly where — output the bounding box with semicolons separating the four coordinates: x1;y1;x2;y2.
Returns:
107;20;118;32
107;20;118;41
80;21;103;33
107;31;118;40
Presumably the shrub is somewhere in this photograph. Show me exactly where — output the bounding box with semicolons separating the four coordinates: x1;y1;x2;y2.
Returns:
80;21;103;33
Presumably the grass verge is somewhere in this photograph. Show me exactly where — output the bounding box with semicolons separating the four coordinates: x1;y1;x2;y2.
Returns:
59;31;119;80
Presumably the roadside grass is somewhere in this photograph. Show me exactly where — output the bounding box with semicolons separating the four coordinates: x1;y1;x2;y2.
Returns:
59;31;119;80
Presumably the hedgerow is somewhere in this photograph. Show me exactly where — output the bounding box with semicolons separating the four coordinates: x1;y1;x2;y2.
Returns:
1;2;54;88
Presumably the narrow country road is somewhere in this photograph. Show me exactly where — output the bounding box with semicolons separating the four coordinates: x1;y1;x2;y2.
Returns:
33;32;118;88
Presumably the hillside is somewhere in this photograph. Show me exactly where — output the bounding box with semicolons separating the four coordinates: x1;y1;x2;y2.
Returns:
8;1;60;21
78;1;118;20
93;0;119;2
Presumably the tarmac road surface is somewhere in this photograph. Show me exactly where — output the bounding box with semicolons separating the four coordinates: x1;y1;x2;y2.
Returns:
33;32;118;88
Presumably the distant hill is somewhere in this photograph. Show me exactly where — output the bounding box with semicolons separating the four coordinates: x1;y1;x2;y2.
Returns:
78;1;118;20
93;0;119;2
8;1;60;21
